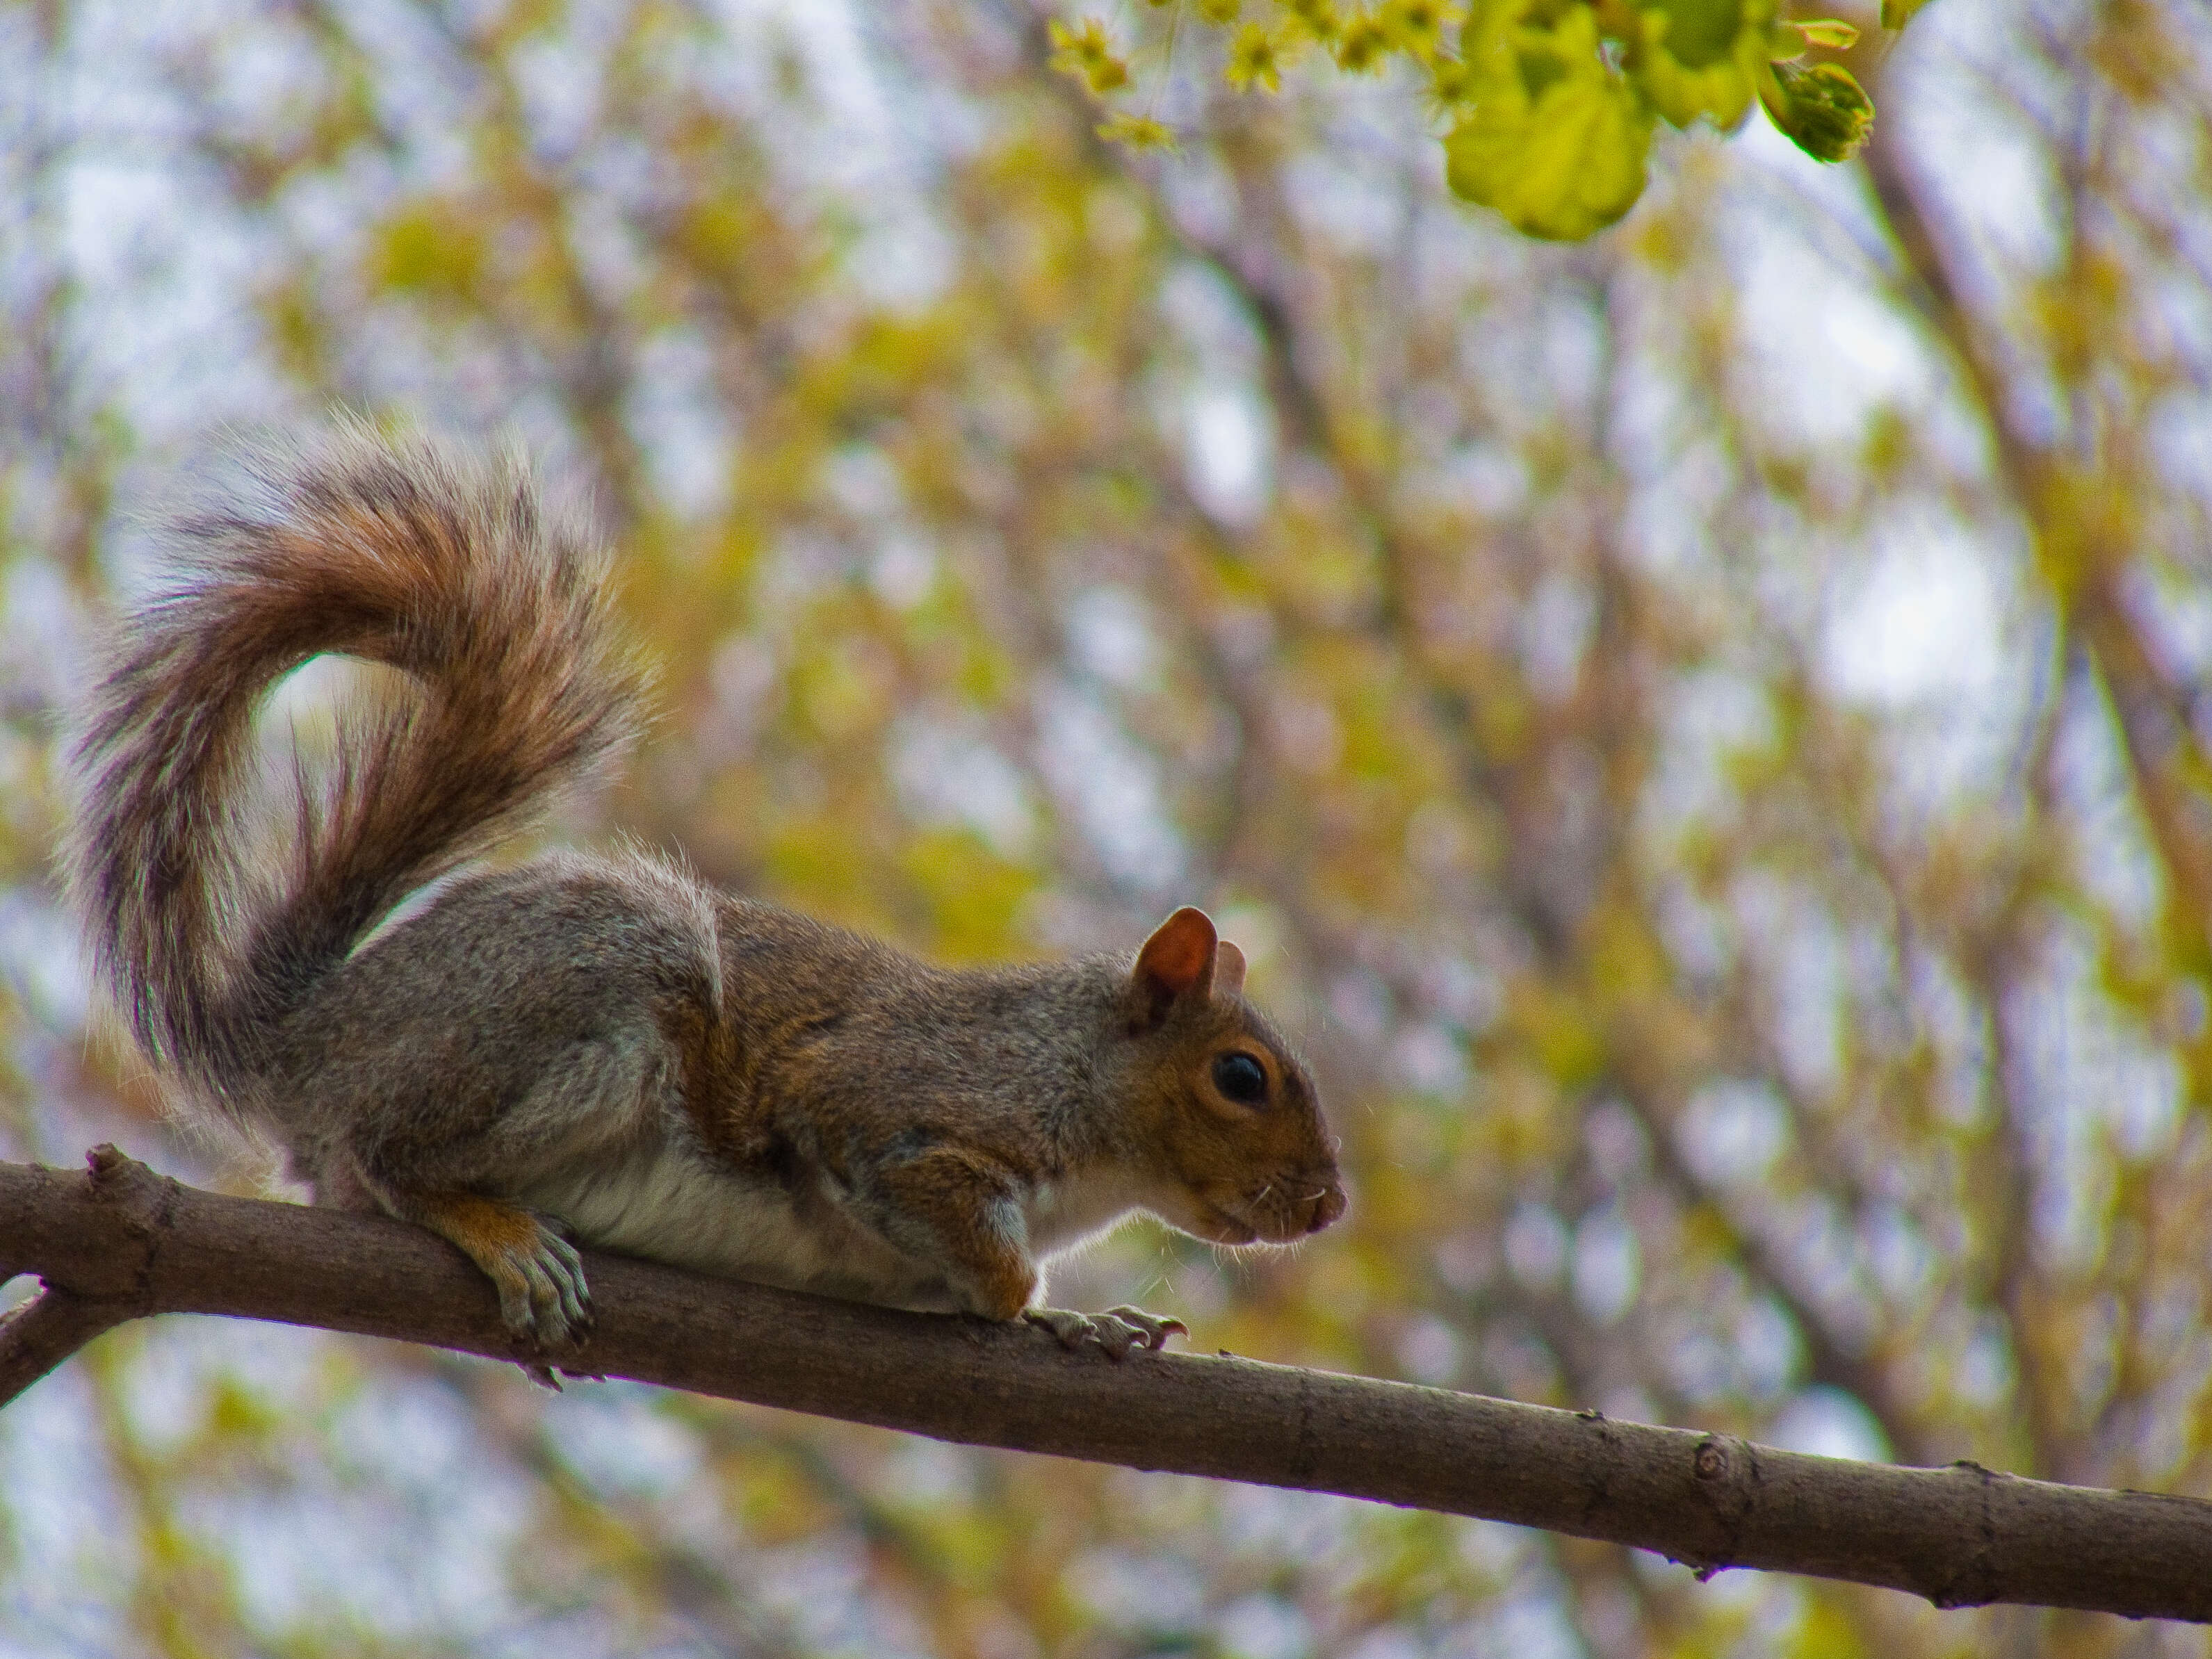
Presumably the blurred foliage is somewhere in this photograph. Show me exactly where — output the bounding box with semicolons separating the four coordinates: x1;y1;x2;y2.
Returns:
1052;0;1887;238
3;0;2211;1655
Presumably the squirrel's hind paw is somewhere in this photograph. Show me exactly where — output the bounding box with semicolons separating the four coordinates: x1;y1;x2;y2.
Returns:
409;1193;594;1348
511;1225;593;1346
1024;1305;1187;1359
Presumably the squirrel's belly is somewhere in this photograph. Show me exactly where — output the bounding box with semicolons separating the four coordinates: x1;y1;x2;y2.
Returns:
517;1139;950;1309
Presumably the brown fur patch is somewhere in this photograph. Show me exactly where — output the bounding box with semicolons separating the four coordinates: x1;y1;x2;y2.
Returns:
409;1191;545;1275
870;1147;1039;1318
63;420;647;1119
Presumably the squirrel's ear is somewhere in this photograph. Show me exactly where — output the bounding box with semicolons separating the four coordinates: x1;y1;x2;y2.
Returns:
1214;939;1247;999
1133;907;1219;1026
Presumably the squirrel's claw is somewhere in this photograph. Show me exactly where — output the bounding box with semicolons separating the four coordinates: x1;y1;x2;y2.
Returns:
1023;1307;1093;1350
486;1215;594;1348
406;1191;594;1350
1024;1305;1186;1359
1103;1306;1187;1352
536;1225;594;1339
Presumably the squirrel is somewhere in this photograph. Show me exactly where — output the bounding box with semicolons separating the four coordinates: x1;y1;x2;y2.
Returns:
62;423;1346;1360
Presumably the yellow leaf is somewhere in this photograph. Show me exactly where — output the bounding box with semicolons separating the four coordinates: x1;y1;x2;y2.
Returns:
1380;0;1454;56
1336;13;1393;70
369;200;487;302
1787;17;1860;48
1048;17;1131;95
1428;54;1479;106
1281;0;1342;42
1226;22;1288;90
1096;112;1181;150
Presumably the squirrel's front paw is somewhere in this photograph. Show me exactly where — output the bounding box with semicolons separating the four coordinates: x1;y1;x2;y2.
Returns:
1024;1305;1187;1359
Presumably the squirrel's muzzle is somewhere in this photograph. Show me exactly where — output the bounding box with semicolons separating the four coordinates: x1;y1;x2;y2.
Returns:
1307;1182;1349;1234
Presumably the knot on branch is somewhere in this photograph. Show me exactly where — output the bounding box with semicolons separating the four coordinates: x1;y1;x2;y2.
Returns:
1685;1433;1761;1581
1925;1459;2005;1610
44;1145;174;1302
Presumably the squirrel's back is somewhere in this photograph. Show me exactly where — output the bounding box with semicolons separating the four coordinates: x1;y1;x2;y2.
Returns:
63;422;649;1117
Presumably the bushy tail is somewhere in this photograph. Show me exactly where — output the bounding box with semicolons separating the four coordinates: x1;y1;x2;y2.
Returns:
63;421;648;1106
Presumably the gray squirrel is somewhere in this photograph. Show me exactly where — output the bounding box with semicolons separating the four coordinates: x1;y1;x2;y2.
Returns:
65;424;1346;1357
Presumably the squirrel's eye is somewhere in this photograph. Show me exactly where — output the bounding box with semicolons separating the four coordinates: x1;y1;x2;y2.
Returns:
1212;1052;1268;1106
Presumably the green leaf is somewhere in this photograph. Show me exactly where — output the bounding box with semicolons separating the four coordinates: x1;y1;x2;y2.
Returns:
1628;0;1775;131
1759;58;1873;160
1445;6;1654;240
1648;0;1752;68
1880;0;1933;26
1632;17;1747;126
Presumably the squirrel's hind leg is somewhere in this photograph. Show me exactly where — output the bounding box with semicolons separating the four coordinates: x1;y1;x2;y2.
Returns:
391;1188;592;1347
314;1011;681;1347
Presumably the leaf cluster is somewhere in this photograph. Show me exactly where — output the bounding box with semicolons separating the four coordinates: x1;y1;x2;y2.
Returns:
1054;0;1884;238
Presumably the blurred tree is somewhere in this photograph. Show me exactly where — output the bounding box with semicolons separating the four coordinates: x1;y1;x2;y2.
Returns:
2;0;2209;1654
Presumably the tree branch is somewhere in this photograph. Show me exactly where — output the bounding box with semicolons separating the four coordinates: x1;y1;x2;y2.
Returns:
3;1147;2209;1624
0;1284;130;1401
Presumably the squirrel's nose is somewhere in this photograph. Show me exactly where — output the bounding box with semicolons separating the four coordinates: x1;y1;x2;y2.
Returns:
1308;1183;1348;1232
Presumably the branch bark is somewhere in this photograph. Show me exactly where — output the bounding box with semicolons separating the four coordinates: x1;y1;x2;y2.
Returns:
4;1147;2209;1624
0;1282;130;1401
